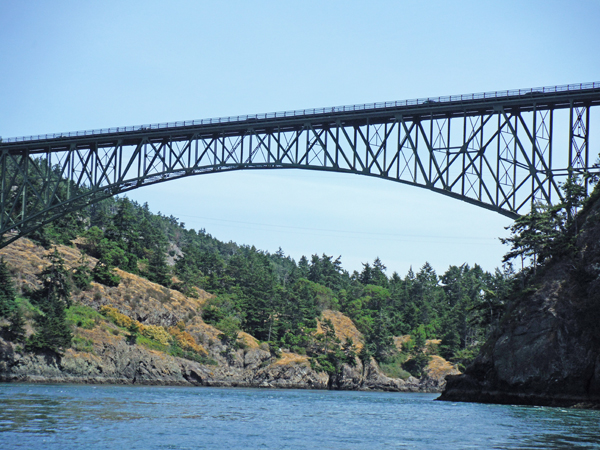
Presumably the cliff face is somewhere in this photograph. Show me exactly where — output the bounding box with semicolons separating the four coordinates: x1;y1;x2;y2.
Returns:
440;193;600;407
0;238;456;392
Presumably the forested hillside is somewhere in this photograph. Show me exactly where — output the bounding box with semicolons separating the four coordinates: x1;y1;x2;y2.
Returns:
1;188;513;380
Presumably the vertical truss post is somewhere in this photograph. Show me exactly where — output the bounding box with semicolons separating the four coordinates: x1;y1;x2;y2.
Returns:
446;117;451;188
569;102;591;194
21;153;28;223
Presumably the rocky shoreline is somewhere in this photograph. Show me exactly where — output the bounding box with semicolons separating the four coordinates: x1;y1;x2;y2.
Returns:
0;237;461;394
0;334;451;392
439;191;600;409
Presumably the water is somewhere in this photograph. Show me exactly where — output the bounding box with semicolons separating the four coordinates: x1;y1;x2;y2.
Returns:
1;384;599;449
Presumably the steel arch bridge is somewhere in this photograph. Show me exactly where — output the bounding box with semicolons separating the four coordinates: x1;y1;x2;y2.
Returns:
1;82;600;248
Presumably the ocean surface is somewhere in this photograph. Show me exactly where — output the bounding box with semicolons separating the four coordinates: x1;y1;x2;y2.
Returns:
1;383;599;449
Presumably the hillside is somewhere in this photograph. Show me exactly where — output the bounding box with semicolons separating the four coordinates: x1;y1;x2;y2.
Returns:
0;238;457;391
440;188;600;407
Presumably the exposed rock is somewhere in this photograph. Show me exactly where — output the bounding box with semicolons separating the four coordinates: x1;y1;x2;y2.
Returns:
440;191;600;408
0;237;458;393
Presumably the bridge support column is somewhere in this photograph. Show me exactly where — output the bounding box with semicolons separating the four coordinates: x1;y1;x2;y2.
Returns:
569;102;590;193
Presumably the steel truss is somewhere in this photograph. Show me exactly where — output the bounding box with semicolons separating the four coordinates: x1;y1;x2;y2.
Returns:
1;83;600;248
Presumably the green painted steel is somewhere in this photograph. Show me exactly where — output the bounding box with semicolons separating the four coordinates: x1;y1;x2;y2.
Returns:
1;82;600;248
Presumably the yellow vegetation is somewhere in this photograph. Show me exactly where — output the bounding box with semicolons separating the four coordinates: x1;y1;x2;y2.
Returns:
273;351;310;367
318;310;364;350
238;331;260;349
168;326;208;356
425;355;461;378
100;306;140;330
141;324;172;346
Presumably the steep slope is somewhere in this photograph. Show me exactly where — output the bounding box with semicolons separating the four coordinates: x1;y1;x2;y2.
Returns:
0;238;457;391
440;192;600;407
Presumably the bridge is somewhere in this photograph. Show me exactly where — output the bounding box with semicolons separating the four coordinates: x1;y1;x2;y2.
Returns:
1;82;600;248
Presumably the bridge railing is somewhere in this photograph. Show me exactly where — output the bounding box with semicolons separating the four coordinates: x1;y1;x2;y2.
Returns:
3;81;599;144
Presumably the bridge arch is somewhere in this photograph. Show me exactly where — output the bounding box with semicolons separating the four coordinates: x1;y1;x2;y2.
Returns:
1;82;600;248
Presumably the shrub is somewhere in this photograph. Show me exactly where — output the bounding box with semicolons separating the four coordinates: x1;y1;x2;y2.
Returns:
66;304;103;330
380;353;411;380
140;324;172;346
72;336;94;353
92;262;121;287
168;326;208;356
99;306;140;332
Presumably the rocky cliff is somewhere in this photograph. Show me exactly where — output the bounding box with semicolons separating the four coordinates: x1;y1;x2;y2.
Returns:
0;238;457;392
440;191;600;408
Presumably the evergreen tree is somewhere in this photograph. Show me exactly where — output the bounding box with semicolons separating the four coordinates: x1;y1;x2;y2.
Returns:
0;258;25;342
0;258;17;318
27;248;73;353
92;260;121;287
147;248;171;286
297;255;310;279
72;252;92;290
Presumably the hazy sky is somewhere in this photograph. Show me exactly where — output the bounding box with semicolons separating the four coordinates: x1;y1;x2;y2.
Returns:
1;1;599;276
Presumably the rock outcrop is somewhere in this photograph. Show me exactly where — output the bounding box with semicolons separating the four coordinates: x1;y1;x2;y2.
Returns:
440;191;600;408
0;238;458;392
0;333;450;392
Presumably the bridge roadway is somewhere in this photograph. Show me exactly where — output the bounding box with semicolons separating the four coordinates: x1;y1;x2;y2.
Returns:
1;82;600;247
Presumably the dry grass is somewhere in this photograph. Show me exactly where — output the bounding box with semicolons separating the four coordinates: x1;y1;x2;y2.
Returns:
318;310;364;350
393;335;441;353
425;355;461;378
0;237;214;326
239;331;260;349
393;335;411;352
273;351;310;367
1;237;372;368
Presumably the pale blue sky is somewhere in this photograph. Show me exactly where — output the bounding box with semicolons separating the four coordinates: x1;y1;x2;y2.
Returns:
1;1;599;275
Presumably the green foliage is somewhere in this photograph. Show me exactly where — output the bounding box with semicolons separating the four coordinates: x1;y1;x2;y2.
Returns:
147;248;171;287
21;166;524;369
71;336;94;353
168;342;218;365
27;248;73;353
379;353;411;380
450;346;480;372
7;309;27;342
72;252;93;291
32;248;72;308
402;352;430;378
215;315;242;347
0;258;18;318
136;334;168;352
92;261;121;287
66;304;103;330
309;325;357;377
501;174;588;271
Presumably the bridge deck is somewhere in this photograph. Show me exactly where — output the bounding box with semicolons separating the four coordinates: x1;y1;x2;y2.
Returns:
2;81;600;248
3;82;600;153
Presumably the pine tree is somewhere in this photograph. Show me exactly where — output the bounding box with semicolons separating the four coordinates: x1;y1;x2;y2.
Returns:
72;252;92;290
147;248;171;287
0;257;17;318
0;258;26;342
92;260;121;287
27;248;73;353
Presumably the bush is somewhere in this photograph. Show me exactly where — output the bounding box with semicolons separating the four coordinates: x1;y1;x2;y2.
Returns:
72;336;94;353
66;304;103;330
100;306;140;332
379;352;411;380
168;325;208;356
137;334;167;352
402;353;431;378
92;262;121;287
451;346;480;371
140;324;172;346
